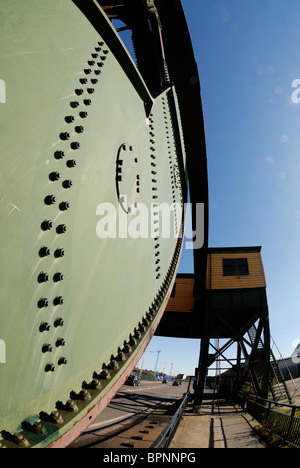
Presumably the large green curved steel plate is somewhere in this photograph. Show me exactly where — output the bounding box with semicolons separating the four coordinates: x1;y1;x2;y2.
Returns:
0;0;186;447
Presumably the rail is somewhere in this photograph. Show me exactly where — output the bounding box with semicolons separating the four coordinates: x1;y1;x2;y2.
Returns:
237;393;300;448
150;392;190;448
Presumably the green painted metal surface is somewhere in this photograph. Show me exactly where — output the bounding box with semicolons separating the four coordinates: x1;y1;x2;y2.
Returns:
0;1;187;447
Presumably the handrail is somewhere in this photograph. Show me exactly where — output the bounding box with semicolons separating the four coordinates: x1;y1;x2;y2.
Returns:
237;392;300;448
150;393;189;448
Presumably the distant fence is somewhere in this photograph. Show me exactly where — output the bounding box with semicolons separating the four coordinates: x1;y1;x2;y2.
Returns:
237;393;300;448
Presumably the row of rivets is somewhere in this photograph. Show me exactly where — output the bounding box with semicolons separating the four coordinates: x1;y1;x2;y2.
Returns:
163;96;182;233
40;44;109;378
148;113;161;279
0;42;111;448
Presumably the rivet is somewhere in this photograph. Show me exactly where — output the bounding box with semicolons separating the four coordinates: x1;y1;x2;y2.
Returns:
146;312;153;321
54;150;65;160
56;338;65;347
62;180;73;189
39;322;50;332
109;359;119;370
79;78;88;85
87;88;95;94
100;369;111;379
58;357;68;366
70;141;80;150
54;249;65;258
91;53;98;59
42;344;53;353
44;195;56;206
88;60;95;66
53;272;64;282
84;69;92;75
56;224;67;234
66;400;78;412
91;79;98;85
123;343;131;353
38;298;49;309
75;88;84;96
59;132;71;141
38;272;49;283
117;350;126;361
49;171;61;182
33;422;47;435
39;246;51;258
65;116;75;124
129;334;137;346
66;159;77;168
53;296;64;306
83;99;92;106
80;389;91;401
98;41;104;46
14;433;30;447
142;317;149;326
75;125;84;134
89;379;101;390
54;317;64;328
70;101;80;109
59;201;70;211
79;111;88;119
97;62;104;68
94;70;101;75
51;411;64;424
41;220;53;231
45;363;55;373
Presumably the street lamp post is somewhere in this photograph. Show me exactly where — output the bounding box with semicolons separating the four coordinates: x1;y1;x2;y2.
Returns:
154;350;161;378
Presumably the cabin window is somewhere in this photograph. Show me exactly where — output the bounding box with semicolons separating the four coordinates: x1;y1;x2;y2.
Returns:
223;258;249;276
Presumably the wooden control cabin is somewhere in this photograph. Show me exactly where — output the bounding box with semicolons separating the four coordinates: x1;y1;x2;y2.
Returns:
156;247;267;339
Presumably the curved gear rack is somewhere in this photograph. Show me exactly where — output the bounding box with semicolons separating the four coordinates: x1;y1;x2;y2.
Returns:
0;0;207;448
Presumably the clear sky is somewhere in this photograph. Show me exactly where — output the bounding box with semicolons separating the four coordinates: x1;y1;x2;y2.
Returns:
139;0;300;377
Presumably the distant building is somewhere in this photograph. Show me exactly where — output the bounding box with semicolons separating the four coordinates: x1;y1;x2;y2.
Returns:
177;374;187;380
277;343;300;380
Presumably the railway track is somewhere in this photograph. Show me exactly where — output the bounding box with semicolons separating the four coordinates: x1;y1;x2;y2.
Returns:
69;387;186;448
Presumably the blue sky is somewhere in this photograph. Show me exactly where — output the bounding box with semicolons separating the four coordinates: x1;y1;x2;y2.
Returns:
141;0;300;377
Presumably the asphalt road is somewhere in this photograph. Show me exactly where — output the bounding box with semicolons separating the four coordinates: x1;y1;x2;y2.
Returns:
69;380;188;447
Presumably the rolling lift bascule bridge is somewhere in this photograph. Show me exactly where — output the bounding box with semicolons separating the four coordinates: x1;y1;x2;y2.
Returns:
0;0;294;449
